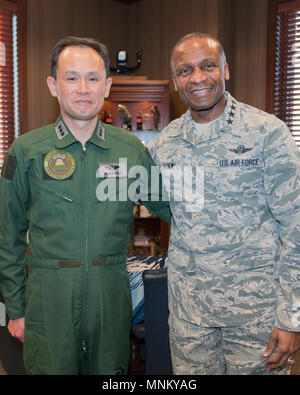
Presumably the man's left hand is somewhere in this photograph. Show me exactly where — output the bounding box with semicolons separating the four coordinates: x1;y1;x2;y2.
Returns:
264;327;300;374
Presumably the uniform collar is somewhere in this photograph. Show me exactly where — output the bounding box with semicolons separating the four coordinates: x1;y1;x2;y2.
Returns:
166;92;240;145
53;115;110;150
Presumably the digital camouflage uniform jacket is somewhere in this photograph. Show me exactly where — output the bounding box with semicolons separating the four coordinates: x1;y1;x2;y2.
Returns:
148;92;300;331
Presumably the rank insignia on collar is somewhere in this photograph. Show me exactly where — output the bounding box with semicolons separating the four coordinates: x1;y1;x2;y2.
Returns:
55;121;68;140
44;150;76;180
229;145;253;154
226;104;236;126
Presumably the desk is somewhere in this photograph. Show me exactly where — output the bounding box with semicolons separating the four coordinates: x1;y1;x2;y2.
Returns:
127;254;167;325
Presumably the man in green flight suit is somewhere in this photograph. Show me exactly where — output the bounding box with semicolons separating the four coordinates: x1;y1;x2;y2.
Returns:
0;36;171;375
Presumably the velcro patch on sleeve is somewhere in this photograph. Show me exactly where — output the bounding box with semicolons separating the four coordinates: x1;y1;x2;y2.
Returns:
1;153;17;180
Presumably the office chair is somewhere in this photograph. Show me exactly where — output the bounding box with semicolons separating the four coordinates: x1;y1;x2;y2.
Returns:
142;267;172;375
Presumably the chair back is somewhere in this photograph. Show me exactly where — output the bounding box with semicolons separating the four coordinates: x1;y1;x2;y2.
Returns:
142;267;172;375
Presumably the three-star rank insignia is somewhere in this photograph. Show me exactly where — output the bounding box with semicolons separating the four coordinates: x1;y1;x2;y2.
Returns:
226;101;237;125
43;150;76;180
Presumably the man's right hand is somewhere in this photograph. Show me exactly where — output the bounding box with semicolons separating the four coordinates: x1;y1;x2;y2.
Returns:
8;317;25;343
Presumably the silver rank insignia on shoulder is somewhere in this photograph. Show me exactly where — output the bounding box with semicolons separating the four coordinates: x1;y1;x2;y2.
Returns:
97;123;105;140
55;121;68;140
229;145;253;154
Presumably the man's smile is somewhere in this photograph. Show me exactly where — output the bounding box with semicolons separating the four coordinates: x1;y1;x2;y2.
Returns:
190;87;212;95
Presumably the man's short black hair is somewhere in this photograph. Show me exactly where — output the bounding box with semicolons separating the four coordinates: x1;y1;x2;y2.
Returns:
50;36;110;79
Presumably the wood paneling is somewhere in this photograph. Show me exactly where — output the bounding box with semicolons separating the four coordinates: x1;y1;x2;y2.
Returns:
25;0;269;130
218;0;268;111
217;0;236;96
127;0;268;116
233;0;268;111
26;0;130;130
128;0;219;119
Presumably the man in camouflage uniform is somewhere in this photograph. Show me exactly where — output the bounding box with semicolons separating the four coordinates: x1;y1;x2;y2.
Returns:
148;32;300;375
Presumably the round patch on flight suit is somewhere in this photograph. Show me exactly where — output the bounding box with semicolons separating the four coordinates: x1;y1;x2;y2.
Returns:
43;150;76;180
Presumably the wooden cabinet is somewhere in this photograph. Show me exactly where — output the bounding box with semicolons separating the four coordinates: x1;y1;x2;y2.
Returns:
100;76;170;255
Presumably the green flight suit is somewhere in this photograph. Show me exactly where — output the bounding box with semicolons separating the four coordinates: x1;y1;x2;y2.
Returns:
0;116;170;375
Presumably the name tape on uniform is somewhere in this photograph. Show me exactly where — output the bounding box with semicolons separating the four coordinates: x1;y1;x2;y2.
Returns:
97;162;127;178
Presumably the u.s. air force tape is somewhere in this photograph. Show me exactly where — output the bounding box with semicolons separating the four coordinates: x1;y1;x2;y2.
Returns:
43;150;75;180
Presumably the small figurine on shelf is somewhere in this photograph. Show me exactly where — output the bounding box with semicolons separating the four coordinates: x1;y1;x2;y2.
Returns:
133;204;140;217
118;104;132;130
104;112;113;125
151;105;160;130
136;111;143;131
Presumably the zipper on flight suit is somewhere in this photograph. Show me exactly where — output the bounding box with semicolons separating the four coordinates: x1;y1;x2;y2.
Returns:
81;143;89;370
81;144;88;273
82;341;88;361
81;145;87;159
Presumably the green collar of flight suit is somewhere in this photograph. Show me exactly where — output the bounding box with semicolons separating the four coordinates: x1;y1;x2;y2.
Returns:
53;115;110;150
